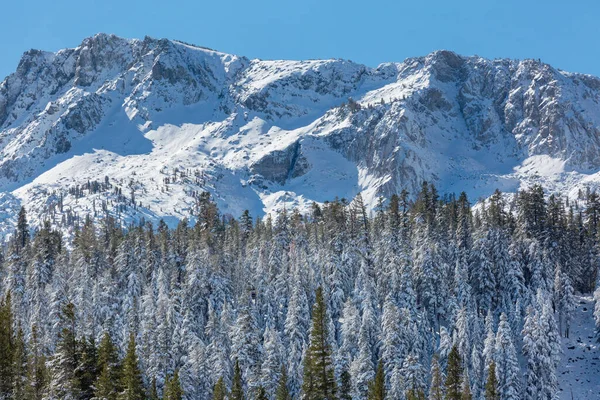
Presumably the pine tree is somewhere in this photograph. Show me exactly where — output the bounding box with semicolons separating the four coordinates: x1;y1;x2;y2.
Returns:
494;313;520;400
350;322;374;399
522;292;561;400
231;300;261;393
367;361;385;400
484;362;499;400
212;377;227;400
12;326;28;400
118;333;145;400
163;370;183;400
0;292;15;398
94;332;121;400
460;373;472;400
255;386;268;400
338;369;352;400
275;366;291;400
380;296;403;392
444;346;463;400
26;325;48;400
16;206;30;252
284;272;309;396
406;389;425;400
49;302;80;400
428;356;443;400
77;337;99;399
231;360;245;400
260;326;283;395
554;267;575;338
401;353;426;399
302;287;336;400
148;378;159;400
96;364;118;400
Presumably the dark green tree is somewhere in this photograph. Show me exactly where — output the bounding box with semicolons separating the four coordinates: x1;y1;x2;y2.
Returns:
231;360;245;400
301;287;336;400
16;206;30;252
255;386;268;400
461;375;472;400
49;302;80;400
339;369;352;400
445;346;463;400
0;292;15;397
148;377;159;400
406;390;426;400
367;361;385;400
275;366;291;400
444;346;463;400
118;333;145;400
26;325;48;400
212;377;227;400
484;362;499;400
94;332;121;400
163;369;183;400
12;326;28;399
76;337;98;399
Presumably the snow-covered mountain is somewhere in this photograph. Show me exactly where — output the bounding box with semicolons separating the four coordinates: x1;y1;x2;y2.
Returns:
2;33;600;234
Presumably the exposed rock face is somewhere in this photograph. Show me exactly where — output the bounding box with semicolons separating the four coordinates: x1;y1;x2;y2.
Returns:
1;34;600;235
251;141;310;185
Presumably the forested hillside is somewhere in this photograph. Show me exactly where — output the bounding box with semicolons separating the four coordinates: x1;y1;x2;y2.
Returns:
0;183;599;399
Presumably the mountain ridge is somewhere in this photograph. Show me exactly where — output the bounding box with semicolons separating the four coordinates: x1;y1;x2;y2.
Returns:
1;33;600;236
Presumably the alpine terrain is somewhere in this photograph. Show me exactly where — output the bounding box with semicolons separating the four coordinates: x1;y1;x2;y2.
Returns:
1;33;600;234
0;33;599;400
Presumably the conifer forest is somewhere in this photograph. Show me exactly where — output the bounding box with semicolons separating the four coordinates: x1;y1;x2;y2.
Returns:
1;183;599;400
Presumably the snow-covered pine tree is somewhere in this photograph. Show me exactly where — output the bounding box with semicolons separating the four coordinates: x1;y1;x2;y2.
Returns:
493;313;520;400
554;266;575;338
260;326;284;395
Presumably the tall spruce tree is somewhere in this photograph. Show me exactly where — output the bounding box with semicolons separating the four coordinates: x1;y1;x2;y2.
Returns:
26;325;48;400
302;287;336;400
255;386;268;400
444;346;463;400
148;378;159;400
367;361;385;400
77;337;99;399
484;362;499;400
12;326;28;400
338;369;352;400
212;377;227;400
231;360;245;400
275;366;291;400
428;356;443;400
94;332;121;400
49;302;79;400
163;369;183;400
118;333;145;400
0;292;15;398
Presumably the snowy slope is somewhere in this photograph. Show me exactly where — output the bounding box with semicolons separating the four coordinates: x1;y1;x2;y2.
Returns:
558;296;600;399
2;34;600;235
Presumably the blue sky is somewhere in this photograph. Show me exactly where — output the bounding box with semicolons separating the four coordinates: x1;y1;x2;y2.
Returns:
1;0;599;80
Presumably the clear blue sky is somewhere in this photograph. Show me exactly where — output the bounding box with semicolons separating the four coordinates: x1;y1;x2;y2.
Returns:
1;0;599;81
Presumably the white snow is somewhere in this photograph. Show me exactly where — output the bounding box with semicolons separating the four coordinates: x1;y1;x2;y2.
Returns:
558;296;600;399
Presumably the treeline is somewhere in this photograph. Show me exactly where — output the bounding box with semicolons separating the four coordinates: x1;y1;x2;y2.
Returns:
0;183;598;399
